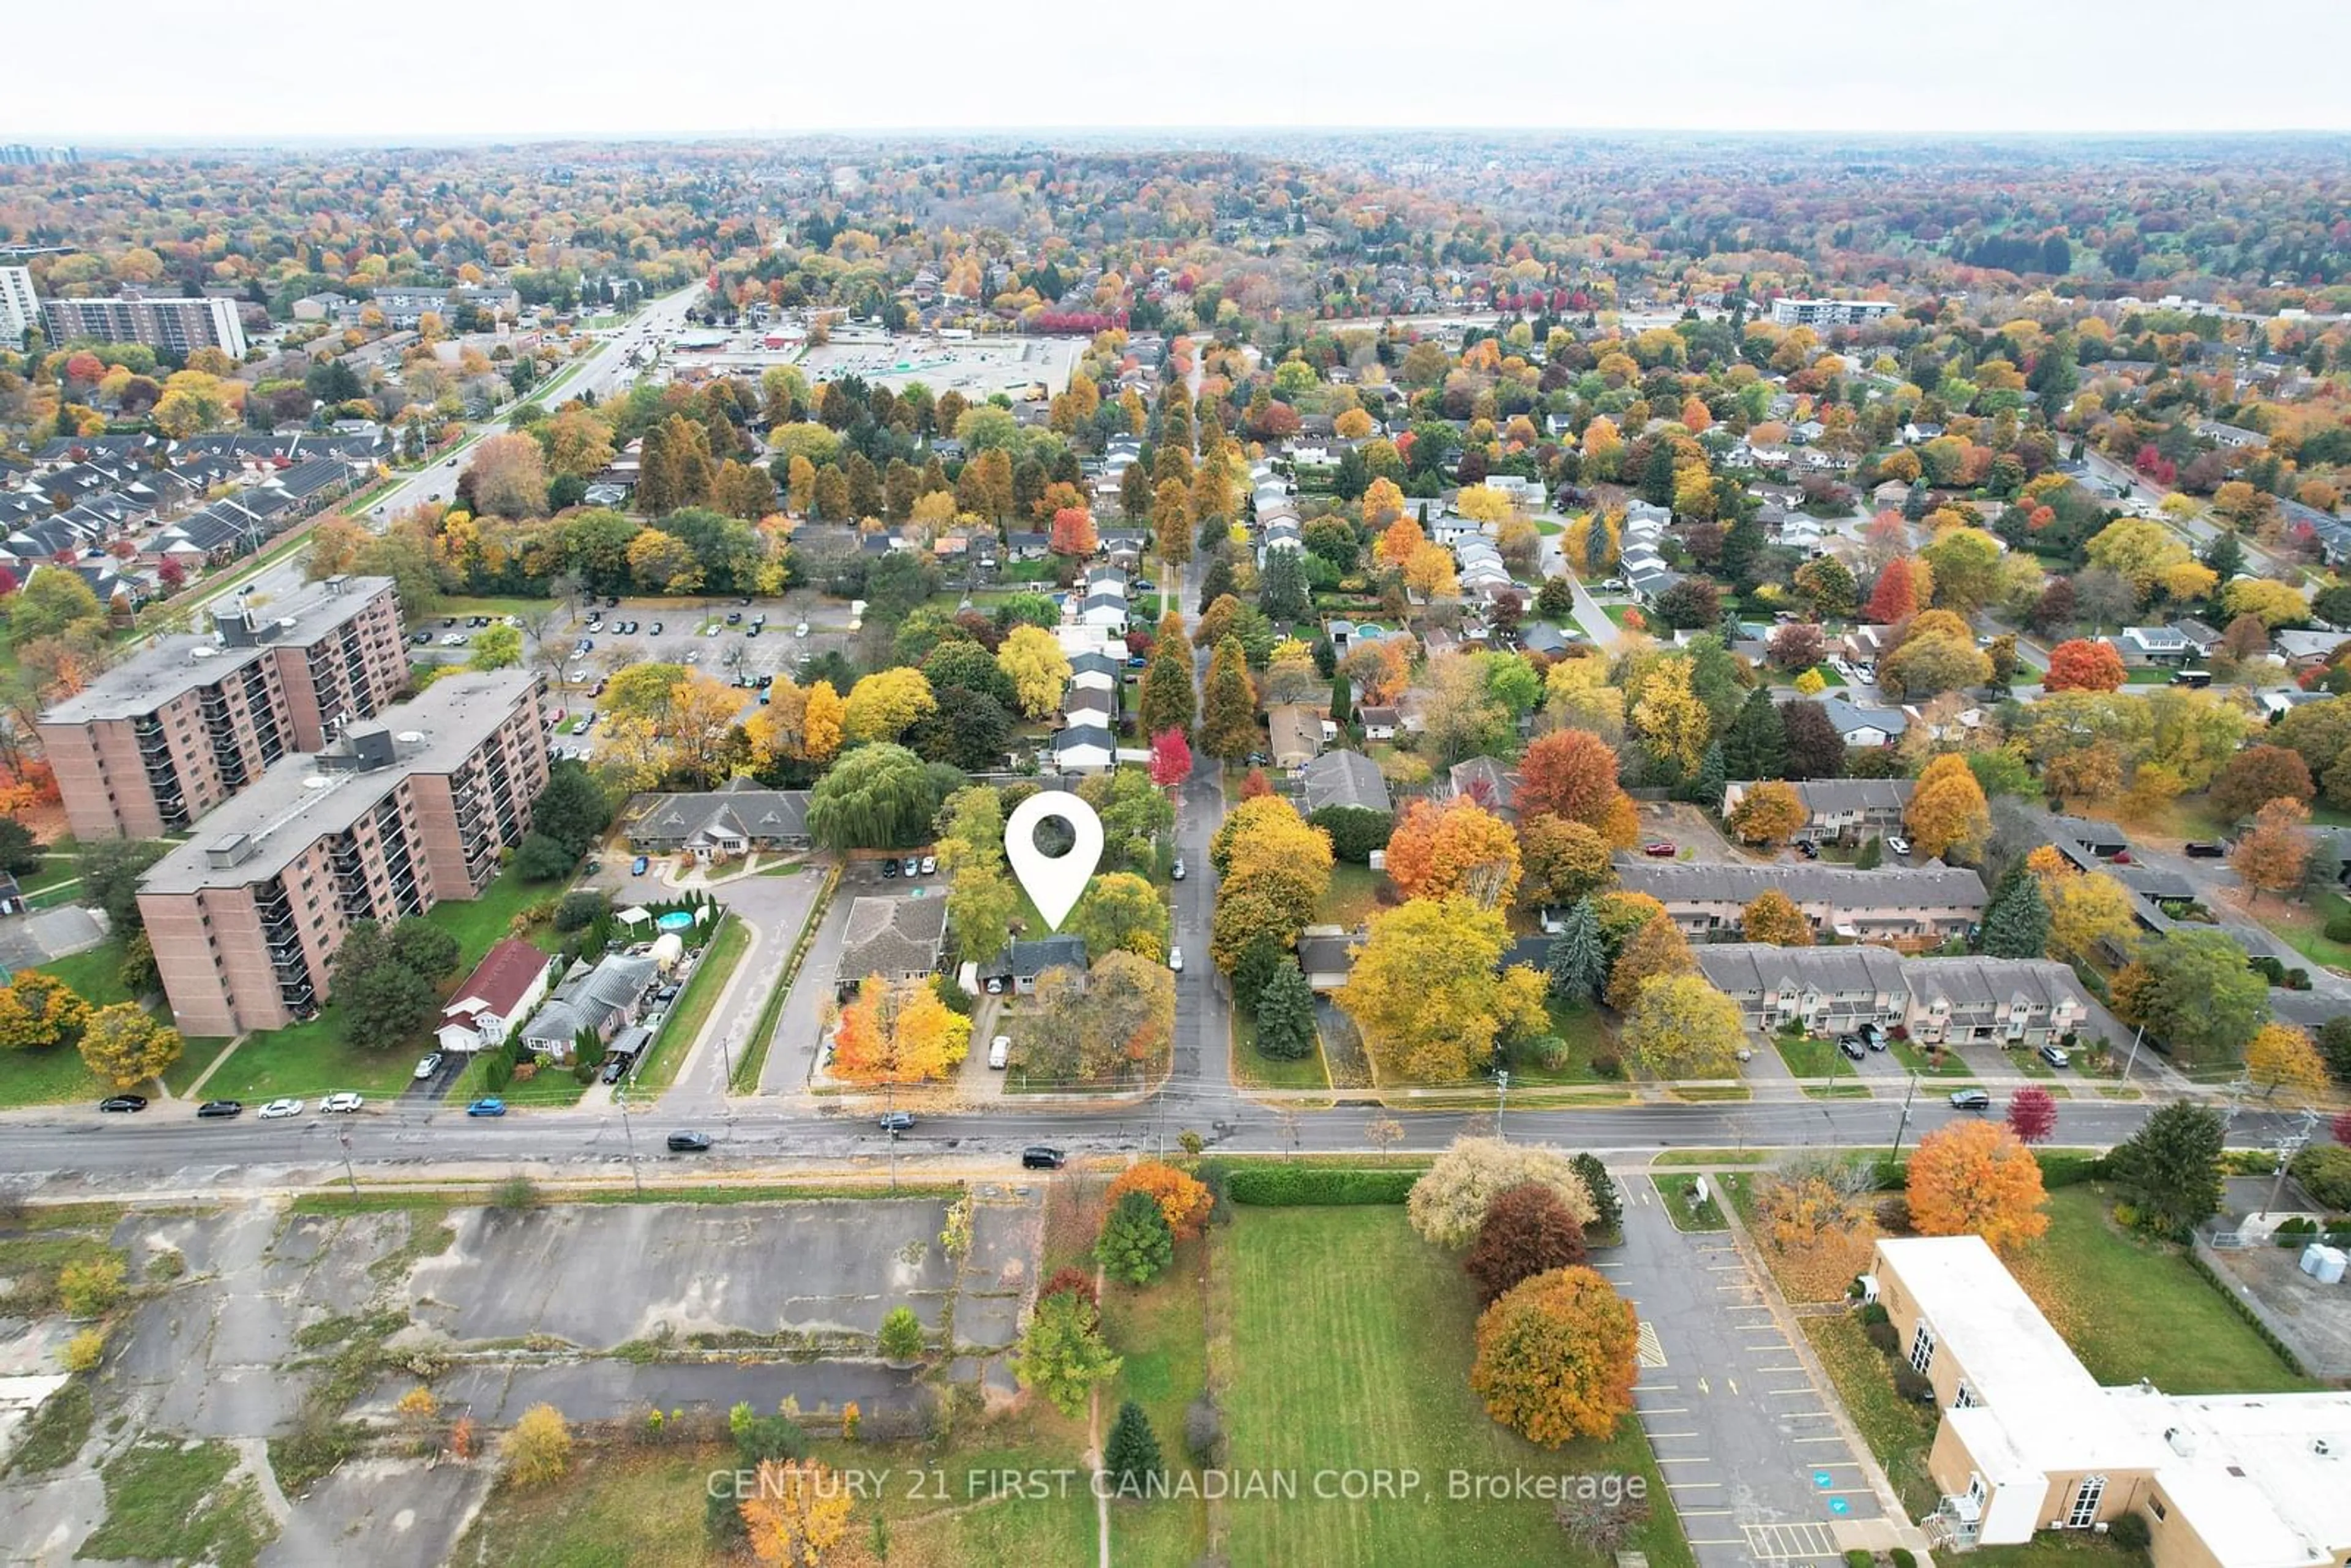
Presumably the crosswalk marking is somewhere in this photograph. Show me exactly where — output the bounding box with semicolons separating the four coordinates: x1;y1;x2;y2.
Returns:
1744;1521;1840;1560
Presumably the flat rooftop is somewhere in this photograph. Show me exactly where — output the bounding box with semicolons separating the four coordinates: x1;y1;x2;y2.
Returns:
41;575;396;725
138;669;539;896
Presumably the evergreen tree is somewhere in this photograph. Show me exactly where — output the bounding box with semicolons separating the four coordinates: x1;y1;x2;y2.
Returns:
1199;636;1258;765
1679;741;1727;806
1254;959;1317;1060
2201;530;2245;585
1096;1190;1174;1285
2105;1102;2226;1240
1258;548;1311;626
1570;1152;1622;1238
1979;869;2052;959
1719;516;1764;589
1640;442;1677;508
1722;688;1788;781
1329;671;1352;728
1854;835;1883;870
1138;640;1196;740
1102;1400;1165;1495
1229;934;1288;1013
1197;552;1235;613
1584;512;1617;576
1545;899;1607;1003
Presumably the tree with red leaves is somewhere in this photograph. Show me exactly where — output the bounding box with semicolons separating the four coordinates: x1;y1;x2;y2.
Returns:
1049;506;1098;558
1464;1182;1589;1305
1239;768;1272;800
1149;727;1193;788
1865;558;1920;624
2006;1083;2058;1146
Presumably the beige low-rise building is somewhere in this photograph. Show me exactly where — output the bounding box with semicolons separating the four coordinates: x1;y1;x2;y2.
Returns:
1694;945;2092;1046
135;670;550;1037
1614;860;1986;948
1870;1236;2351;1567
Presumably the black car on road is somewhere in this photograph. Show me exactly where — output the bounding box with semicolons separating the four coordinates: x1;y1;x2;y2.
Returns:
666;1131;712;1152
196;1100;244;1119
1022;1146;1066;1169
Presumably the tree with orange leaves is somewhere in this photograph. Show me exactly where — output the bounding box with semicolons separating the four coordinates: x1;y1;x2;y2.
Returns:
1865;557;1921;624
830;974;967;1084
1517;730;1633;841
2232;797;2314;904
2044;638;2127;693
1906;1120;2049;1253
1048;506;1098;557
1107;1161;1213;1242
740;1459;857;1566
1376;516;1426;571
1469;1266;1639;1448
1385;796;1523;909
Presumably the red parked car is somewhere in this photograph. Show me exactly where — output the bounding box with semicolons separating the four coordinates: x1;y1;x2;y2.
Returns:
1643;841;1678;857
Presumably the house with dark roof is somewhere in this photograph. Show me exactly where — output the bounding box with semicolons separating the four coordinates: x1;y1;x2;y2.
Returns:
1448;756;1520;819
1300;749;1392;816
1296;927;1365;992
834;895;950;996
1050;722;1117;772
628;781;811;860
1616;858;1986;947
1722;778;1913;841
520;952;658;1058
437;938;555;1054
978;934;1087;996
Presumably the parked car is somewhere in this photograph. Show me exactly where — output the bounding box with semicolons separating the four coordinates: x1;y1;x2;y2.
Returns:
1171;857;1186;880
666;1131;712;1152
601;1054;631;1085
1643;841;1677;857
2184;841;2228;858
919;855;937;876
880;858;900;879
1021;1146;1067;1170
196;1100;243;1119
2039;1044;2071;1070
795;621;809;637
1168;947;1184;972
1858;1022;1886;1052
258;1098;304;1120
632;855;650;876
988;1035;1011;1070
1794;839;1820;859
467;1097;508;1117
648;621;663;636
1837;1036;1867;1062
878;1110;915;1133
1886;836;1912;857
98;1095;148;1114
903;856;922;877
1948;1088;1992;1111
320;1092;364;1114
727;611;743;625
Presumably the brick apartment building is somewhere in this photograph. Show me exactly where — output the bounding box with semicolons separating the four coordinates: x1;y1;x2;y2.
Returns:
40;292;249;359
39;575;407;840
135;669;551;1036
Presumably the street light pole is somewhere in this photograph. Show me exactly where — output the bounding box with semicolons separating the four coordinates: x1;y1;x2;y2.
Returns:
1494;1069;1510;1142
614;1089;643;1196
2121;1022;2145;1084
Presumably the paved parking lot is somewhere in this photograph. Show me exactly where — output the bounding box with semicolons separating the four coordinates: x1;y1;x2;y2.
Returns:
1602;1178;1884;1567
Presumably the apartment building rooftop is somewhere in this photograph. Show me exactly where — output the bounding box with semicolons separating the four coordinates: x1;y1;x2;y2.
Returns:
1613;858;1985;906
42;574;395;724
138;669;539;895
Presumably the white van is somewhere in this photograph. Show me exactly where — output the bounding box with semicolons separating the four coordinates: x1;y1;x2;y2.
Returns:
988;1035;1011;1070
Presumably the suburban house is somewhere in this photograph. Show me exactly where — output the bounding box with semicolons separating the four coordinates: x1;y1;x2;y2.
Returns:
978;935;1087;996
1870;1235;2351;1568
834;895;949;996
1357;705;1400;740
1722;778;1914;841
2120;626;2196;666
1448;757;1520;819
519;952;658;1059
1694;945;2089;1045
1067;651;1120;693
435;938;555;1055
1268;703;1324;769
1049;722;1117;773
627;781;812;860
1062;686;1116;728
1295;928;1363;992
1300;749;1392;817
1615;860;1987;947
1820;696;1910;747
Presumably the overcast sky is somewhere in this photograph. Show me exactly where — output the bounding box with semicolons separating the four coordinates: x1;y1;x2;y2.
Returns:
17;0;2351;142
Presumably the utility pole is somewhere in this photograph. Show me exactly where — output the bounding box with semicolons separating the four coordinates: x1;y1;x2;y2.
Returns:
1494;1069;1510;1142
2121;1022;2145;1085
614;1088;643;1196
2264;1108;2322;1220
1888;1073;1921;1163
338;1127;358;1199
887;1079;899;1193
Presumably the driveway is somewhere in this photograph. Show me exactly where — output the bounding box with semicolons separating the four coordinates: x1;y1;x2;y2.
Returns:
1603;1179;1885;1567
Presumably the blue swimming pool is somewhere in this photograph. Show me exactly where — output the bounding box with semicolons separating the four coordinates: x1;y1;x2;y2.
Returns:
656;911;694;931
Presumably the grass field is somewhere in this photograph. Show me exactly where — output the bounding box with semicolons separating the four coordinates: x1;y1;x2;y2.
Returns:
1652;1173;1728;1231
1889;1040;1974;1079
633;914;750;1095
80;1439;274;1568
1513;999;1618;1085
2013;1187;2316;1393
1772;1033;1854;1080
1218;1208;1693;1568
194;1012;422;1103
1317;863;1387;929
27;942;137;1008
1232;1010;1332;1091
1803;1315;1941;1519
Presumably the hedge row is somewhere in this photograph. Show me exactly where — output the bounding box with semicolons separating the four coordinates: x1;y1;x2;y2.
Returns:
1224;1165;1418;1206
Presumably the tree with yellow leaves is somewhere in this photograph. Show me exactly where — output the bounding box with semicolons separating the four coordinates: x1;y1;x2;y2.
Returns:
1455;486;1515;526
1740;890;1814;947
995;625;1071;720
740;1459;857;1567
1363;476;1408;527
801;681;845;765
830;973;968;1084
1376;516;1425;570
1630;659;1711;778
1606;910;1697;1012
1728;781;1808;847
1337;897;1547;1082
1620;972;1747;1078
1905;754;1991;862
842;667;936;745
1384;796;1523;909
1907;1120;2050;1253
2048;871;2137;966
1469;1266;1638;1449
2246;1023;2327;1100
1404;541;1458;602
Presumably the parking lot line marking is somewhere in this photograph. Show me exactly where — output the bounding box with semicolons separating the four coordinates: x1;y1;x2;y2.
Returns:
1791;1435;1851;1443
1640;1406;1689;1415
1755;1364;1805;1372
1687;1537;1749;1545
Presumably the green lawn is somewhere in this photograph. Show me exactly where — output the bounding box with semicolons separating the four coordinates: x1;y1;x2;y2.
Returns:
193;1012;422;1102
1511;997;1619;1085
1317;862;1386;929
1803;1315;1941;1520
81;1439;274;1568
422;868;557;960
631;913;750;1096
1889;1040;1975;1079
1219;1207;1694;1568
26;941;137;1008
1096;1242;1212;1566
1231;1010;1332;1091
1772;1032;1852;1079
0;1045;109;1108
16;846;81;897
2016;1186;2316;1393
1654;1172;1728;1231
162;1037;236;1097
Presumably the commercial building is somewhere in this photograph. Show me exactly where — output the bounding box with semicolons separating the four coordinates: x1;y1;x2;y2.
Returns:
1693;945;2091;1045
1870;1236;2351;1568
41;292;248;359
0;266;37;349
1770;298;1899;328
1614;858;1986;948
135;670;551;1036
39;576;407;840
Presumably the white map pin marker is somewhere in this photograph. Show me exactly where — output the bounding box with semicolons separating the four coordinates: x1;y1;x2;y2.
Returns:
1005;790;1104;932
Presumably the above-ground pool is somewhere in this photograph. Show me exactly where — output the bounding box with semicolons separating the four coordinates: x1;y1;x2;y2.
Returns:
656;911;696;931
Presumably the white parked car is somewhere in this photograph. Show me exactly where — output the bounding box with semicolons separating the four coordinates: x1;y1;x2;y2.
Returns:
321;1092;364;1114
258;1098;304;1120
413;1054;443;1080
988;1035;1011;1070
1168;947;1185;972
1886;836;1912;858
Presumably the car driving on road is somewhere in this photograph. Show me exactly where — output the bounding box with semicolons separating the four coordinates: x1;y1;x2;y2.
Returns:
467;1097;507;1117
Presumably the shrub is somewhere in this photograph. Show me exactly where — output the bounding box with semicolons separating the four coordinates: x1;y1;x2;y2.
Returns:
1039;1267;1098;1309
1846;1552;1875;1568
2290;1146;2351;1212
1856;1302;1889;1326
2035;1151;2105;1188
1571;1153;1622;1238
931;972;974;1014
1875;1196;1913;1235
878;1306;926;1361
2327;913;2351;942
1891;1550;1917;1568
1523;1035;1572;1071
1864;1320;1900;1354
1226;1166;1418;1206
62;1329;105;1372
1183;1392;1224;1466
57;1255;126;1318
1892;1367;1933;1403
2109;1514;2151;1551
500;1403;572;1486
1409;1138;1599;1247
1589;1052;1624;1079
553;890;609;932
1096;1190;1175;1285
492;1174;541;1212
